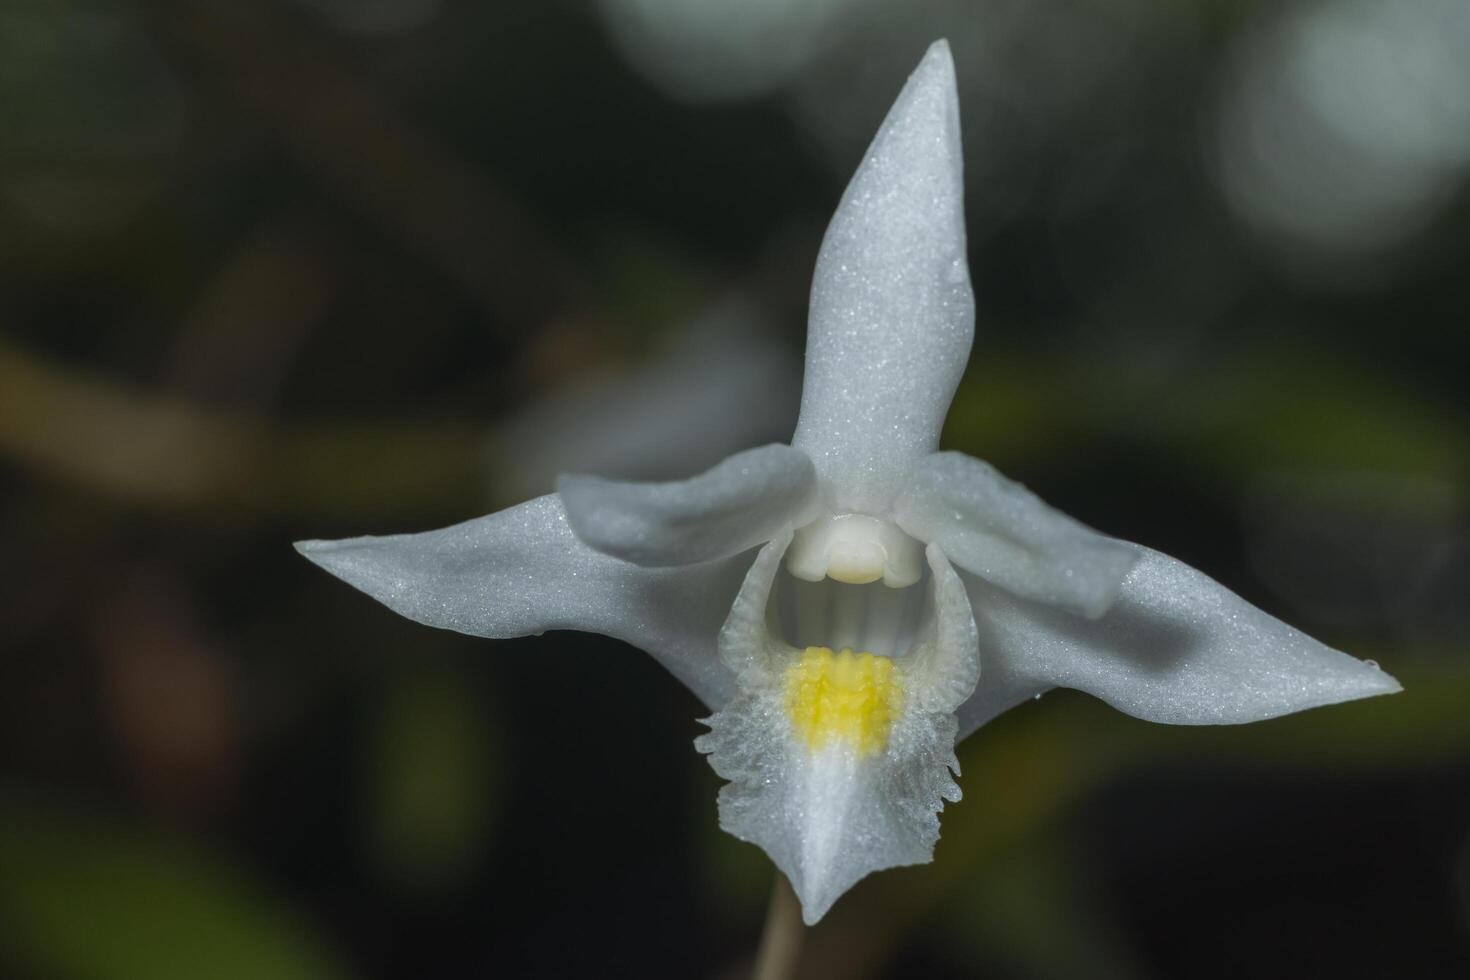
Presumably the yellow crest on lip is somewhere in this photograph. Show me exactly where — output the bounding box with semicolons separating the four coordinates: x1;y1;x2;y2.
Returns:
783;646;902;756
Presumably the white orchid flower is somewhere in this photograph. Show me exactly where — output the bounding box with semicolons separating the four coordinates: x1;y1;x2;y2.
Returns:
296;40;1400;925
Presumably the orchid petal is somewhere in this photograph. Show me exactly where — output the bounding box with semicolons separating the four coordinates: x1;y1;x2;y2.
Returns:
715;529;795;683
557;444;817;567
697;542;978;924
957;546;1401;739
896;452;1139;618
907;544;983;714
791;40;974;512
295;494;749;709
955;669;1048;741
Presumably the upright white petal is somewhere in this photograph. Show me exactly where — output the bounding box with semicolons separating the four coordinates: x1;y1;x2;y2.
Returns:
792;40;974;513
896;452;1139;617
698;541;979;924
957;545;1401;739
557;444;817;567
295;495;749;708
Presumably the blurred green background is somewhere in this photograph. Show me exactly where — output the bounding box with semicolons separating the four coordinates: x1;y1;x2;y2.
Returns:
2;1;1468;977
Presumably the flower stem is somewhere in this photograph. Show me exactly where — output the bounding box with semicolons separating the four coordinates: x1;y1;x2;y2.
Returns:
752;873;803;980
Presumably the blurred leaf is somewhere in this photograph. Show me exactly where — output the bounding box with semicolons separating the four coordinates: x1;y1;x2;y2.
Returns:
941;352;1084;467
1137;346;1469;483
944;343;1468;490
940;837;1145;980
366;665;499;891
0;799;346;980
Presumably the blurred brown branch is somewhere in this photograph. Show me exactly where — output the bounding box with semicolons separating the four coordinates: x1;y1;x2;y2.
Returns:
0;336;486;519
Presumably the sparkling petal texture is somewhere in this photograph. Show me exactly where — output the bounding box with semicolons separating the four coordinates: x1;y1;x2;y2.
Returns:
557;443;817;566
957;546;1402;738
697;541;979;924
294;494;749;709
895;451;1140;617
791;40;974;513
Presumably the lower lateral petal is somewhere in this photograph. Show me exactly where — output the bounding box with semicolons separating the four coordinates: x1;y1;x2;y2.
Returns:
296;494;748;709
960;545;1401;732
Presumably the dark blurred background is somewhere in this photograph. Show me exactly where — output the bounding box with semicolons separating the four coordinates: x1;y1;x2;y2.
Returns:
2;1;1468;977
